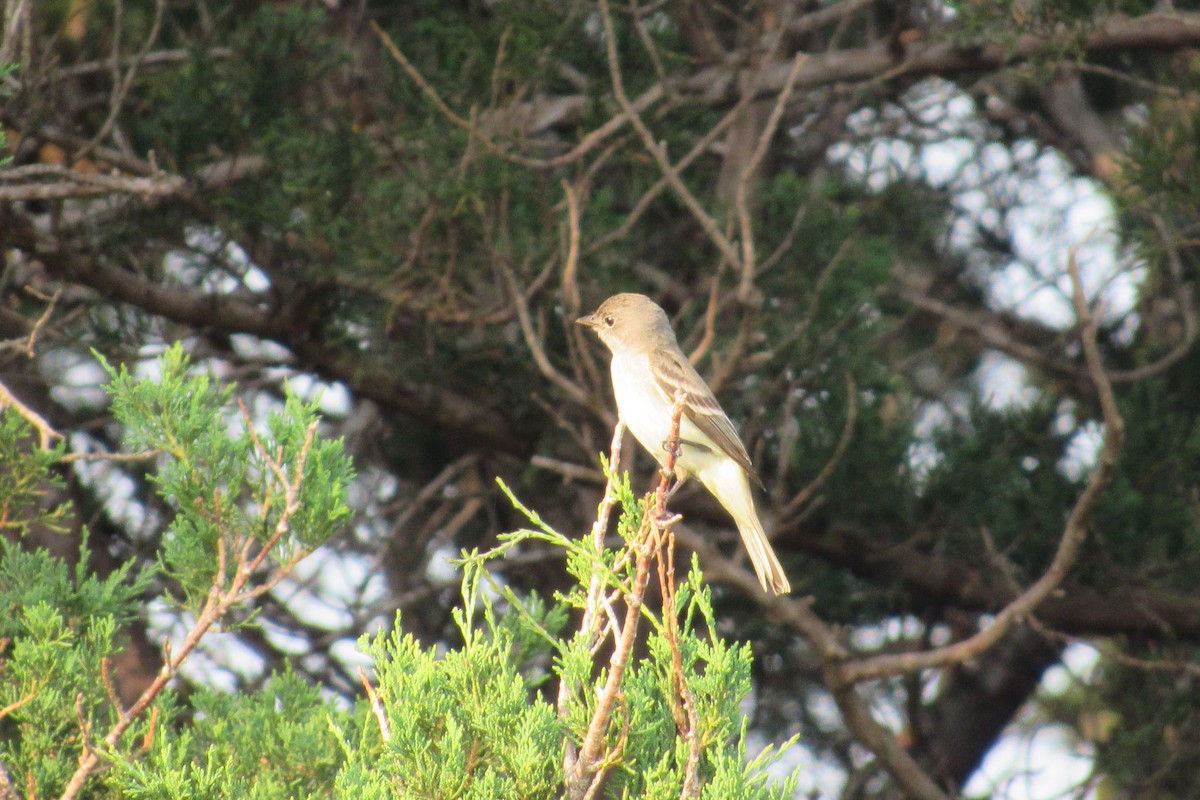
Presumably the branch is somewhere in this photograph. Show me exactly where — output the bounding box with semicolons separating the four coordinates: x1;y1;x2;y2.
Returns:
0;164;189;202
75;0;166;163
370;20;664;170
58;413;323;799
5;212;529;457
0;378;61;449
778;371;858;522
734;51;807;299
838;252;1124;684
558;422;626;709
500;261;592;408
667;526;949;800
595;0;743;272
380;11;1200;148
358;666;391;743
566;397;686;799
684;11;1200;106
582;89;756;257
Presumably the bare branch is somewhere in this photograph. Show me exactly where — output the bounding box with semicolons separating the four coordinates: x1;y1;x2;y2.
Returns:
0;378;61;449
839;251;1124;684
75;0;166;162
734;52;807;299
358;667;391;743
500;261;593;408
595;0;742;271
370;20;664;170
560;180;582;319
0;164;189;201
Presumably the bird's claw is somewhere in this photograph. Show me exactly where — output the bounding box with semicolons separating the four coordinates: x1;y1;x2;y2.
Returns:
654;511;683;528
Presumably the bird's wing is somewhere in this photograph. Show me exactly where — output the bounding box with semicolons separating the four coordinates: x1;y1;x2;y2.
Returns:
648;348;763;488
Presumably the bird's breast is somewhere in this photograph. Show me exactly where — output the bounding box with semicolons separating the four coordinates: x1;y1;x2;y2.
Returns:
611;353;671;452
610;353;717;476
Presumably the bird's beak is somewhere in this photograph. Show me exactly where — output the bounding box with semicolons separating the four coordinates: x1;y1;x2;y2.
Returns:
575;313;596;328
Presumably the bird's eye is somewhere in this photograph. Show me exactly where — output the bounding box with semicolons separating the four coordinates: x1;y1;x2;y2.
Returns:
604;315;615;327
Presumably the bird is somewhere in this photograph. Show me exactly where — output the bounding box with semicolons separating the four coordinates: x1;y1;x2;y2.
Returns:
576;293;791;595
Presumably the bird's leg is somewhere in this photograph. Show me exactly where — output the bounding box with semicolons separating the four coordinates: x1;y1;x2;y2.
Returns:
653;390;688;528
659;436;684;489
659;470;685;498
654;461;686;526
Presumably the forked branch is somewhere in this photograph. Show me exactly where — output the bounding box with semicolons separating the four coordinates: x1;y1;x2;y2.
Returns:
57;419;322;800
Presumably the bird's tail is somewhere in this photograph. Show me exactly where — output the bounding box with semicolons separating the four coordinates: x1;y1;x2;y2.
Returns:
697;462;791;595
735;510;791;595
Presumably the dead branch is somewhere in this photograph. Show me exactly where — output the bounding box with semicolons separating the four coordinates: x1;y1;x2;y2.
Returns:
595;0;742;272
565;396;686;799
0;378;61;449
370;20;664;170
0;163;189;202
734;51;807;300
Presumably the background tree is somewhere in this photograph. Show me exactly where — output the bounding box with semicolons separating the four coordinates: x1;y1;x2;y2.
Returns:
3;0;1200;796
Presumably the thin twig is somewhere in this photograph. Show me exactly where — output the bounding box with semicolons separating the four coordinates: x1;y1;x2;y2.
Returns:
0;379;62;449
839;250;1124;684
370;20;664;170
18;287;60;357
583;94;756;257
558;420;625;771
358;667;391;742
778;372;858;522
500;261;592;407
734;52;808;300
58;413;322;799
595;0;742;271
76;0;166;162
58;449;160;464
0;686;38;723
687;273;723;366
561;180;583;320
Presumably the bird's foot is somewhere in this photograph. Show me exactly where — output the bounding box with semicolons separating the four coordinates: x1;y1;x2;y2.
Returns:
653;510;683;529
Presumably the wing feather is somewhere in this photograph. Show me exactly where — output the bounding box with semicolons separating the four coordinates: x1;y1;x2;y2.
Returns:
648;349;763;488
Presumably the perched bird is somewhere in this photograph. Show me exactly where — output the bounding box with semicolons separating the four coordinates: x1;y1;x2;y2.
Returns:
577;293;791;595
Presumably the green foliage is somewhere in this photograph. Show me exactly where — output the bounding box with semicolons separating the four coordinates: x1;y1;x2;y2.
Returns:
471;479;797;799
921;400;1079;569
1118;56;1200;261
346;610;561;798
1091;379;1200;591
0;412;69;535
0;537;155;793
388;3;591;110
114;672;349;799
0;534;150;638
138;6;337;168
0;349;793;797
337;551;795;800
0;346;356;796
99;343;354;605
